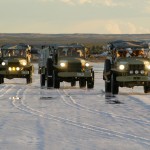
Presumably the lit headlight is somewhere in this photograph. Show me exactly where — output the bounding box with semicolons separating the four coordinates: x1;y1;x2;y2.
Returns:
85;63;90;67
2;62;6;66
20;60;27;66
8;67;12;71
129;70;133;74
60;62;66;67
140;70;145;74
16;67;20;71
135;70;139;74
119;65;125;70
22;61;27;66
147;65;150;70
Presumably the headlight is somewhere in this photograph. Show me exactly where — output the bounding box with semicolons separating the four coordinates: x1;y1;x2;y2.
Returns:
16;67;20;71
60;62;66;67
119;65;125;70
1;62;6;66
129;70;133;74
135;70;139;74
8;67;12;71
20;60;27;66
147;65;150;70
85;63;90;67
140;70;145;74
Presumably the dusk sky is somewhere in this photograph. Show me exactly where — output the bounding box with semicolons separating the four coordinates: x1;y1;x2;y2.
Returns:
0;0;150;34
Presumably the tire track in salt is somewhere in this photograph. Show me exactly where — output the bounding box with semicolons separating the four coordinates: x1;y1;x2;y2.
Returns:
11;88;150;147
61;89;150;126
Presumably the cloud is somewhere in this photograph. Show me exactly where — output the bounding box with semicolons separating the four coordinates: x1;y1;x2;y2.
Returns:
64;20;150;34
38;0;150;9
105;21;122;34
38;0;53;2
106;21;150;34
60;0;92;5
142;6;150;13
39;0;128;7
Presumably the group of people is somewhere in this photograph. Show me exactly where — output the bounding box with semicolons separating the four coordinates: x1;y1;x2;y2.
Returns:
4;49;26;57
59;48;83;57
116;48;145;58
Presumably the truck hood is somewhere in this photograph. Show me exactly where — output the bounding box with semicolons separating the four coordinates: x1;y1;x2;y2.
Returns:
58;57;88;66
2;58;26;62
117;57;150;65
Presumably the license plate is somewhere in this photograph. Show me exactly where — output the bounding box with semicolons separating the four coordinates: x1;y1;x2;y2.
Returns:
77;73;84;76
21;71;29;74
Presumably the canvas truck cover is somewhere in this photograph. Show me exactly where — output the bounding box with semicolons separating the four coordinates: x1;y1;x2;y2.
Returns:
1;43;31;50
108;40;150;49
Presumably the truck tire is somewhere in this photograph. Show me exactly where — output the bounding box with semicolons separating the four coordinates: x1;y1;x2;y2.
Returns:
87;71;94;89
27;76;32;84
0;77;4;84
111;73;119;94
40;74;45;86
79;78;86;88
144;83;150;93
71;80;76;86
26;70;32;84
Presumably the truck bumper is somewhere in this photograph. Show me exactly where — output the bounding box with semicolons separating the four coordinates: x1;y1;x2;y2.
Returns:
116;76;150;82
58;72;92;78
0;70;29;76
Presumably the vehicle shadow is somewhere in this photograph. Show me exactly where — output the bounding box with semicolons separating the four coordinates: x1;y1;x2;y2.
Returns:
105;92;123;104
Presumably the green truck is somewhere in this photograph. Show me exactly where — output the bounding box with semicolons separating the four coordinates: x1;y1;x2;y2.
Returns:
103;40;150;94
0;43;34;84
38;44;94;89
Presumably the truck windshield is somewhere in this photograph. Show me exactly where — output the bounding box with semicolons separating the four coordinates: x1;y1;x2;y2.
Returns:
116;48;150;58
58;47;84;58
2;49;26;58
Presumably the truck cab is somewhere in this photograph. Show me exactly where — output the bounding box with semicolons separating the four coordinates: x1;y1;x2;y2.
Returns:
103;40;150;94
0;43;33;84
39;44;94;89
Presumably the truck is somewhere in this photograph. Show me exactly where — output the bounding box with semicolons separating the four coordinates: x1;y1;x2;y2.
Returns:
0;43;34;84
38;43;94;89
103;40;150;94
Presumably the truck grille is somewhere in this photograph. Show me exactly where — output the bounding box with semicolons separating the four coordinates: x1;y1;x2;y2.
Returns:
129;64;144;70
128;64;145;75
67;62;81;72
8;62;20;66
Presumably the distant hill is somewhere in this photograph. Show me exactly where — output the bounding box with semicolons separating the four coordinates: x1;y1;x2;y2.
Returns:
0;33;150;47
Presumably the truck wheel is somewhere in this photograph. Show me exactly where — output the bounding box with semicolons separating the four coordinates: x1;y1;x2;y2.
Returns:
0;77;4;84
26;69;32;84
87;71;94;89
71;80;76;86
111;73;119;94
26;70;32;84
40;74;45;86
47;76;53;88
87;77;94;89
27;76;32;84
144;83;150;93
53;71;60;89
79;78;86;88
